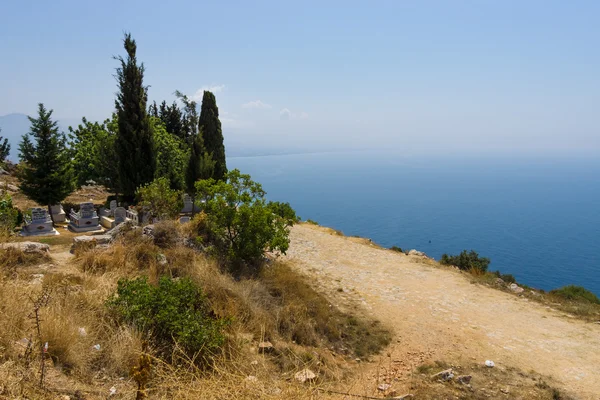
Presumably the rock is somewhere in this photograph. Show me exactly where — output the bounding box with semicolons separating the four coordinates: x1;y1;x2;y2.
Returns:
250;360;258;365
79;327;87;337
509;283;524;293
157;253;168;266
108;386;117;396
245;375;258;383
0;182;19;192
29;273;44;285
495;278;505;286
408;249;425;257
142;224;155;238
294;368;316;383
377;383;392;391
0;168;7;175
485;360;495;368
431;368;454;381
457;375;472;385
0;241;50;254
258;341;273;353
71;235;112;253
106;220;136;239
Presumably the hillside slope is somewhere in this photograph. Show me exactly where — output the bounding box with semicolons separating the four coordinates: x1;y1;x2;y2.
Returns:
282;224;600;399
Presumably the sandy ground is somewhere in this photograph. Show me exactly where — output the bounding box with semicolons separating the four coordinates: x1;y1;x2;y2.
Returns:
282;224;600;399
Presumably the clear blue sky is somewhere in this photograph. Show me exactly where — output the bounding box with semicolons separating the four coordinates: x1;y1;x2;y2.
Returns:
1;0;599;154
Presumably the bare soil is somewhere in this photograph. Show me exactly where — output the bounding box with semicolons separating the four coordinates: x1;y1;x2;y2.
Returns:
282;224;600;399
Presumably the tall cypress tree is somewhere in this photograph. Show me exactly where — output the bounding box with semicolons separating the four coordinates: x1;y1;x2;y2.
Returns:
17;104;75;224
185;131;215;214
114;33;155;199
198;91;226;180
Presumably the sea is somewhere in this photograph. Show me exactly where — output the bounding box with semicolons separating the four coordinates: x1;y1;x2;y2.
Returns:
229;151;600;296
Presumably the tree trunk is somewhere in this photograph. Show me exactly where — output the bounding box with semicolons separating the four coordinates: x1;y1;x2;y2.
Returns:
47;204;55;226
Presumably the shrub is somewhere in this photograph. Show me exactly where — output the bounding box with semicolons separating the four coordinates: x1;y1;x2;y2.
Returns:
305;219;318;225
492;270;516;284
136;177;183;222
440;250;490;273
194;170;293;271
107;277;227;363
0;193;20;231
268;201;299;227
390;246;403;253
152;220;181;249
550;285;600;304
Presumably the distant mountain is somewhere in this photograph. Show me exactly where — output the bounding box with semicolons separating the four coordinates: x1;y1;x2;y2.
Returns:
0;113;80;162
0;113;29;162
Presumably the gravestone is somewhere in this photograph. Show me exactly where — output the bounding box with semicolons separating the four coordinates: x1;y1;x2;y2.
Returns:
50;204;66;223
68;202;102;232
21;207;58;236
109;200;117;216
182;194;193;213
126;208;140;226
114;207;127;225
179;216;191;224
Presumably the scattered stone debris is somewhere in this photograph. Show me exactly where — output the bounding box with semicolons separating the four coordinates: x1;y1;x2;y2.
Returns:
106;220;137;239
0;182;19;192
408;249;426;257
0;241;50;254
485;360;495;368
294;368;316;383
509;283;524;293
431;368;454;381
377;383;392;391
457;375;472;385
495;278;505;286
142;224;155;239
157;253;168;266
258;341;274;354
71;235;112;253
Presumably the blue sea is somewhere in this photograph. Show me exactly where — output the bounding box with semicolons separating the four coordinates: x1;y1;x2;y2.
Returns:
229;152;600;296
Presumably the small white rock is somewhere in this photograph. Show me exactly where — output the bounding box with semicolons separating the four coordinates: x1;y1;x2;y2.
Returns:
294;368;316;383
485;360;495;367
377;383;392;391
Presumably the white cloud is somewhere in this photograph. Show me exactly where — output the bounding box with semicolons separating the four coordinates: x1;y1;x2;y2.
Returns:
280;108;292;120
191;84;226;101
280;108;308;120
242;100;272;109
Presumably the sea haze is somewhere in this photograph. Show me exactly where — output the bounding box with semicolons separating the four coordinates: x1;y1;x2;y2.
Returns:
229;152;600;296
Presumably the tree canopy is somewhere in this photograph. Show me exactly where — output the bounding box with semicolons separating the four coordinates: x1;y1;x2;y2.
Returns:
198;91;226;180
17;103;75;222
115;33;156;198
0;128;10;164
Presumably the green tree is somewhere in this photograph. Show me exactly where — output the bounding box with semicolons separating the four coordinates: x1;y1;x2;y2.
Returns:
136;177;183;222
194;169;291;272
152;117;188;190
174;90;199;140
0;128;10;164
0;192;20;231
185;130;215;215
198;91;226;180
440;250;490;273
158;101;185;141
114;33;156;199
17;104;75;224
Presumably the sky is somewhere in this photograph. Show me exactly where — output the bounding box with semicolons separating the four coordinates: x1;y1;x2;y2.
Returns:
1;0;599;155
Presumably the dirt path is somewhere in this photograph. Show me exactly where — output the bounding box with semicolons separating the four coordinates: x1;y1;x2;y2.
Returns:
282;224;600;399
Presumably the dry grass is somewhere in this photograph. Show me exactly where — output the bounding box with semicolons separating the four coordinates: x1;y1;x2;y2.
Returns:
0;247;51;278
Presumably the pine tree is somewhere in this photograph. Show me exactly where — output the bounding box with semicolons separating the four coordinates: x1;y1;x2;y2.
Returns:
17;104;74;224
149;101;159;117
198;91;226;180
0;128;10;163
114;33;156;199
158;101;185;140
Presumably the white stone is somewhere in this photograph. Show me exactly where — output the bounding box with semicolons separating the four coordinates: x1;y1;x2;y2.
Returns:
0;241;50;254
50;204;66;223
114;207;127;225
294;368;316;383
68;202;102;233
21;207;59;236
485;360;495;367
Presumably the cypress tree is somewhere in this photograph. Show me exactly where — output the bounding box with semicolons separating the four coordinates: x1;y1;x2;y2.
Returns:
198;91;226;180
185;131;215;214
17;104;75;224
114;33;155;199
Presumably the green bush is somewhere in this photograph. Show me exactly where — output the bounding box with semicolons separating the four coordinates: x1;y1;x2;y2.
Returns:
0;193;20;230
107;277;228;362
305;219;319;225
390;246;403;253
440;250;490;273
195;170;293;271
268;201;299;227
492;270;516;283
136;177;183;222
550;285;600;304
